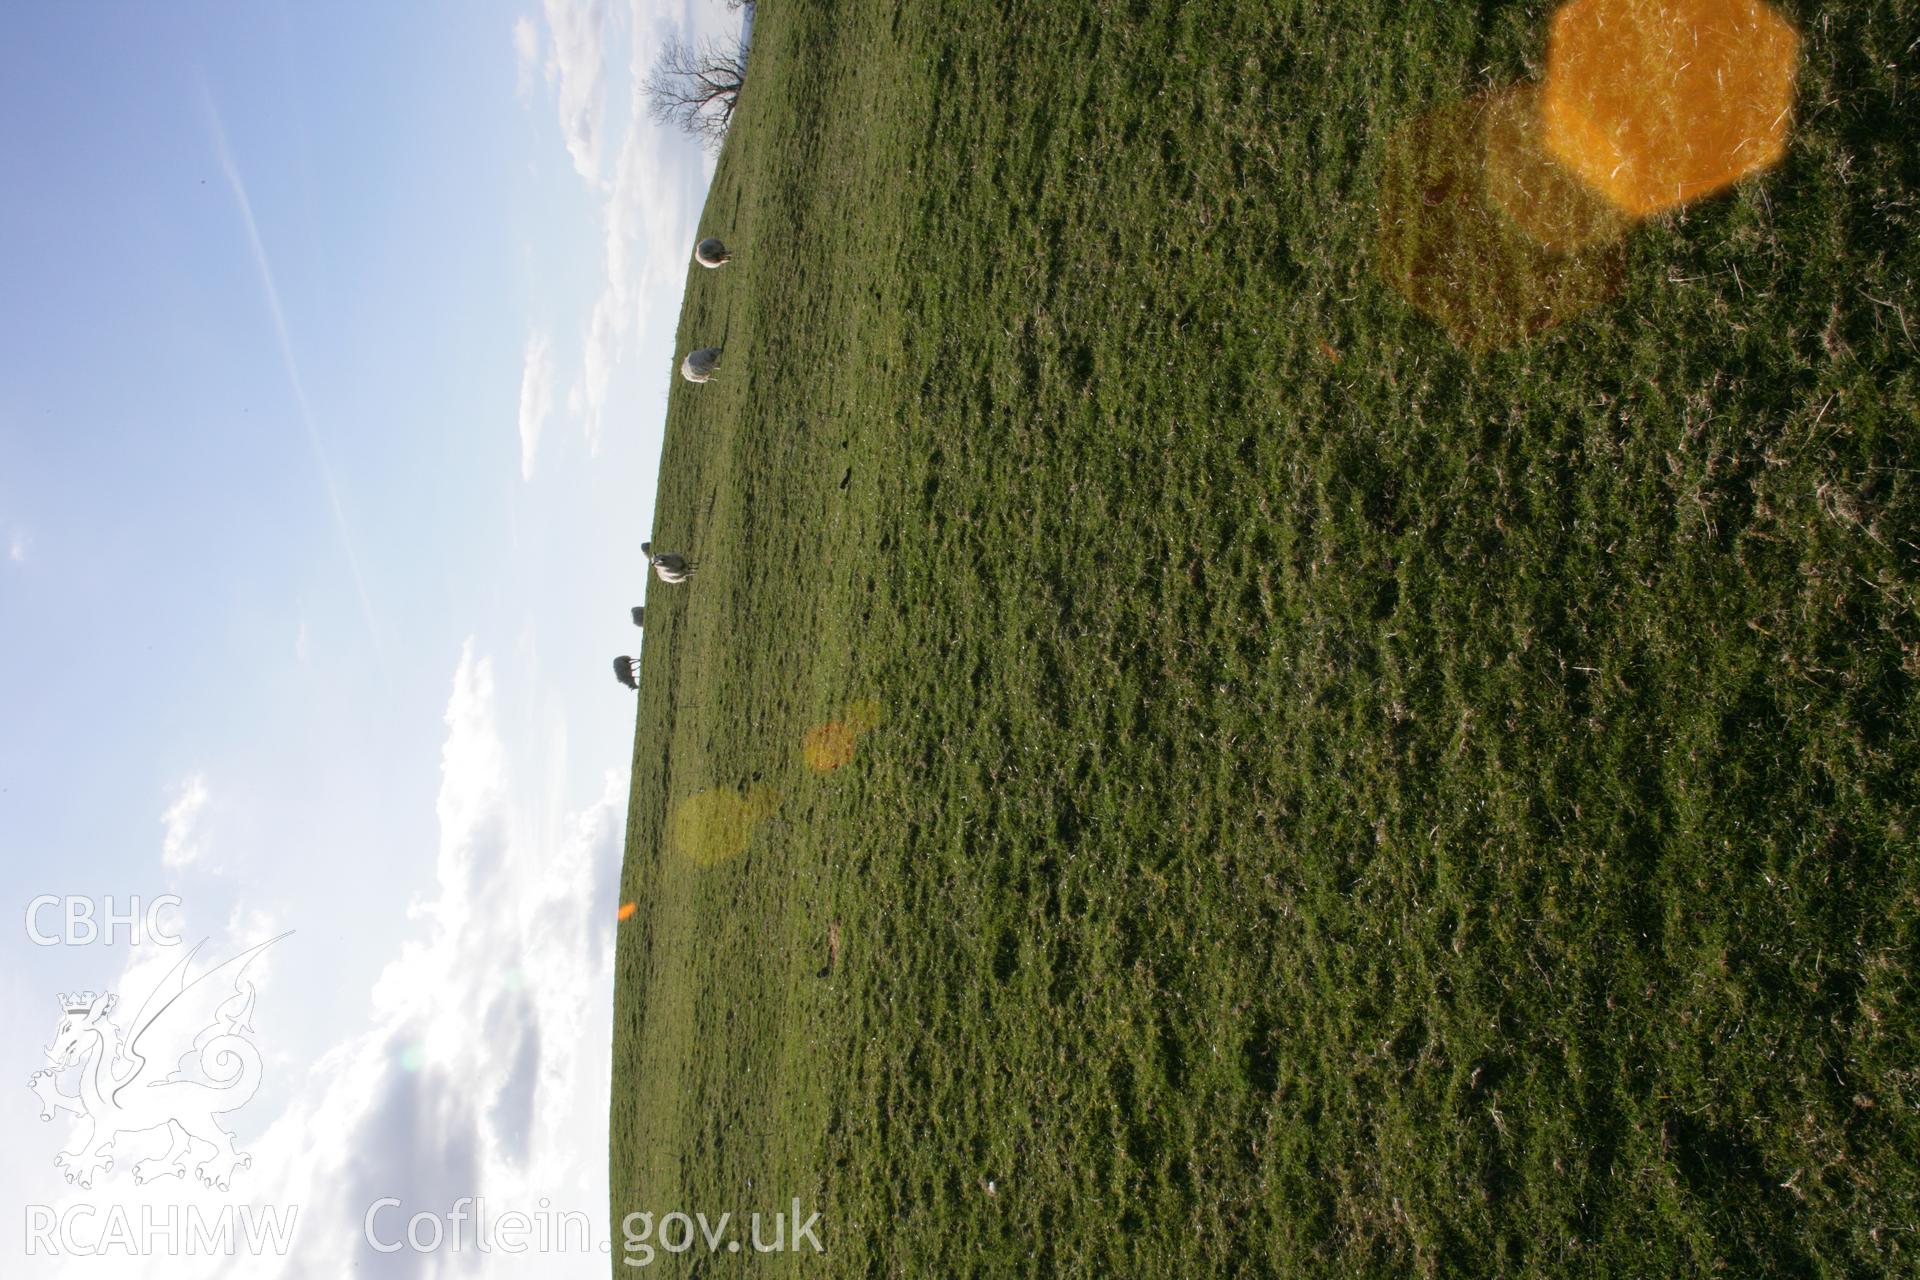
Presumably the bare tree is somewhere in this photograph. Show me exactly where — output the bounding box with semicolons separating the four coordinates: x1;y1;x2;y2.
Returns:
644;35;748;150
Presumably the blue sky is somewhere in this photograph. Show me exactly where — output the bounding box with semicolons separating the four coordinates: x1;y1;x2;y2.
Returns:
2;3;733;1273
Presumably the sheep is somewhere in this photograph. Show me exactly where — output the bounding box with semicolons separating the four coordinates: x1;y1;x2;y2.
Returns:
694;237;730;268
612;656;637;689
630;606;645;628
680;347;722;383
652;553;694;584
642;541;696;583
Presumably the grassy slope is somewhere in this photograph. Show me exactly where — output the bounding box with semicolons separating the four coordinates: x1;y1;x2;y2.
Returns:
612;2;1920;1274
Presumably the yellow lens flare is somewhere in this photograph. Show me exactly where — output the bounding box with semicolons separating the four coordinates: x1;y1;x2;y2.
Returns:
669;785;781;867
1377;89;1627;350
842;698;885;736
803;722;858;772
1541;0;1801;217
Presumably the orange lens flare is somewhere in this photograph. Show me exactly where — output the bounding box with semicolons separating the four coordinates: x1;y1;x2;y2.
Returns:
803;722;858;772
1483;86;1631;252
1376;0;1798;347
1377;89;1627;350
1541;0;1801;216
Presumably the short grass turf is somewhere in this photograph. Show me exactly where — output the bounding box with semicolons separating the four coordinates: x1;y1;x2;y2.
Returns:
609;2;1920;1274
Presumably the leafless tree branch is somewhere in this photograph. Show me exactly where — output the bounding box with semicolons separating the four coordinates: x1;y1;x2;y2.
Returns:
644;35;748;151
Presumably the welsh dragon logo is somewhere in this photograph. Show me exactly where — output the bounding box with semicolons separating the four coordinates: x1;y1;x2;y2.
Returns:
27;934;290;1191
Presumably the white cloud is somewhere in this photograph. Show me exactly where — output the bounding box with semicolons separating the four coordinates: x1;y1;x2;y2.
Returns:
161;774;212;870
577;293;622;449
29;644;625;1277
229;643;619;1273
574;1;704;447
513;16;542;104
7;530;25;563
542;0;612;186
517;331;556;481
250;643;618;1274
294;617;311;665
223;901;286;954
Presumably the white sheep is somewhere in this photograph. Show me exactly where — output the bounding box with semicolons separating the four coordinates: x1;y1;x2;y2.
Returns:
680;347;722;383
694;237;730;268
642;541;695;584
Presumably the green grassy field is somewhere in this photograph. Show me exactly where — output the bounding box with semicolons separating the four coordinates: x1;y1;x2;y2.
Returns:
610;2;1920;1273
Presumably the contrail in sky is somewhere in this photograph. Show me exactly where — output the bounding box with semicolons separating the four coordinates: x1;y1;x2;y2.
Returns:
200;80;383;660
